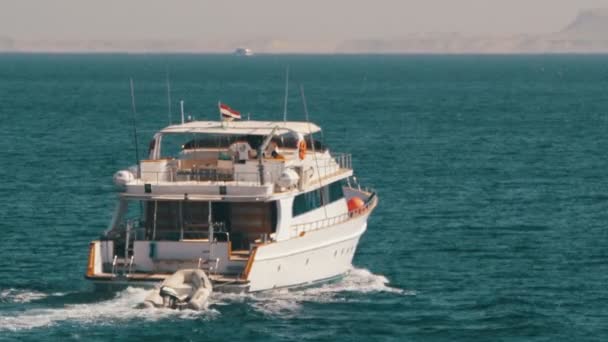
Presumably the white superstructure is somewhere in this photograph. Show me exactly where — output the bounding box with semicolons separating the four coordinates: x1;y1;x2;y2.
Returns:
86;119;377;292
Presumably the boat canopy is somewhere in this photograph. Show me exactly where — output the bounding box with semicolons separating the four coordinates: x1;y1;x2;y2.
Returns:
160;121;322;136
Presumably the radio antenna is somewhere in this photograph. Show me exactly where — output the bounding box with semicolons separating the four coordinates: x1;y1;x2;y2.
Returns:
166;66;172;125
180;100;185;124
300;84;327;219
129;78;141;174
283;65;289;123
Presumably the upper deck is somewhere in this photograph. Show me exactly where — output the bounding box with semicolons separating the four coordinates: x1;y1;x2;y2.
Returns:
116;120;353;200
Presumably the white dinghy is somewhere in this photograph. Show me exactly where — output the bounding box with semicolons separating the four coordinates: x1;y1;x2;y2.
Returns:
144;269;213;310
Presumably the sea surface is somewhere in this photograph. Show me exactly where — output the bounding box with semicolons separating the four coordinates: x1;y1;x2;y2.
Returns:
0;54;607;341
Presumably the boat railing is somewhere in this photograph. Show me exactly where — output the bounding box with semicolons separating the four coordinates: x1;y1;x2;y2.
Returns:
303;153;352;184
332;153;352;170
289;188;377;238
108;220;232;243
139;169;272;186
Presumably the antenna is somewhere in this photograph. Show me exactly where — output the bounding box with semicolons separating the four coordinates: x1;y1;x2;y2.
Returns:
218;100;225;128
129;78;141;173
300;84;310;123
166;66;172;125
180;100;185;124
283;66;289;123
299;84;327;219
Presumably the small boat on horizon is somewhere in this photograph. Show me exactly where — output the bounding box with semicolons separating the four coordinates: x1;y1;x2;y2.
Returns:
234;48;254;56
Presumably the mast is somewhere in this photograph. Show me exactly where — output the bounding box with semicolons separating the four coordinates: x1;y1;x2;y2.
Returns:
180;100;185;124
283;66;289;123
129;78;140;174
300;85;327;219
166;66;172;125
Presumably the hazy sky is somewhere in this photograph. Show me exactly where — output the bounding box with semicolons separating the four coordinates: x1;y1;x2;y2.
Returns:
2;0;608;41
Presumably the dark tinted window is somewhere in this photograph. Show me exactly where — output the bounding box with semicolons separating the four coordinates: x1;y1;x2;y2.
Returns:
183;134;265;149
328;180;345;203
293;180;344;217
293;189;322;217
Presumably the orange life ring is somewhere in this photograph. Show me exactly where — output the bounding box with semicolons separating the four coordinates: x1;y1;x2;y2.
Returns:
298;140;307;160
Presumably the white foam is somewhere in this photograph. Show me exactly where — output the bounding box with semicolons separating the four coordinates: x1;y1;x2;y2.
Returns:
0;268;409;329
214;267;412;316
0;287;216;332
0;288;64;304
323;267;409;295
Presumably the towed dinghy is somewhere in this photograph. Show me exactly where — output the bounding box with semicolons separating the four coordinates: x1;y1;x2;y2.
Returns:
144;269;212;310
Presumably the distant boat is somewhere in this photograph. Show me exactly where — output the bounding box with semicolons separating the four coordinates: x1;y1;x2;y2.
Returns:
234;48;254;56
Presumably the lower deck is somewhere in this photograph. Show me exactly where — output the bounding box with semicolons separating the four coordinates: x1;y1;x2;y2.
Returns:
87;186;377;292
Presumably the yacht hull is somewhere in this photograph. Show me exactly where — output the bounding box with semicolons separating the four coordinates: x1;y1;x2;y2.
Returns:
87;212;370;293
246;213;368;292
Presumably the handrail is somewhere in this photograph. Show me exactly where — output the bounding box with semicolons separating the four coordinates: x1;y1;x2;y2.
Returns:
105;221;232;242
136;153;351;186
111;255;118;277
290;188;377;239
139;169;272;186
298;153;352;186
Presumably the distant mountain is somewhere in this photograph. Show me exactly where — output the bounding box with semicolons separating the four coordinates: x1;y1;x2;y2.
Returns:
337;9;608;53
560;8;608;38
3;9;608;53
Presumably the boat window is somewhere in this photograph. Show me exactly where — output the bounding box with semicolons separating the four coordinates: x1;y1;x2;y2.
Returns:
293;180;345;217
293;189;323;217
144;201;181;240
182;134;265;150
159;132;326;159
275;133;299;149
304;134;326;152
160;133;268;159
138;200;277;244
326;180;345;203
267;133;326;151
159;134;197;158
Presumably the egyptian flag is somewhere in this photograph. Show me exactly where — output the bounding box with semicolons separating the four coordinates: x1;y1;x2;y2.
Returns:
219;102;241;120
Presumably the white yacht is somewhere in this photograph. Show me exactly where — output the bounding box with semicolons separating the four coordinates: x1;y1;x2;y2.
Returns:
86;119;377;292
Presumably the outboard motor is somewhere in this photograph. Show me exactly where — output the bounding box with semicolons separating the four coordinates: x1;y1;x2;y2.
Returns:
143;269;213;310
159;286;189;309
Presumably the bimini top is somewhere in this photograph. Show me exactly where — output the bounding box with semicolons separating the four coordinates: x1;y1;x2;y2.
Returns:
160;120;321;136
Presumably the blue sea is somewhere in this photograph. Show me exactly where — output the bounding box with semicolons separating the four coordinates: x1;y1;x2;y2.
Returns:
1;54;608;341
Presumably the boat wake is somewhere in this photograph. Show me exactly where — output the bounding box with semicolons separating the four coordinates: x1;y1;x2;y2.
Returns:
0;268;409;331
0;287;216;332
214;267;412;316
0;288;64;304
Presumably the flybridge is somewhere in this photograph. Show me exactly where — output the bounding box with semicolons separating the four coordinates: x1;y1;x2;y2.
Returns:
112;118;352;200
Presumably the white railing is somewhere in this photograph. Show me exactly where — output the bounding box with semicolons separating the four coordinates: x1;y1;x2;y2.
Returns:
289;189;377;239
139;169;272;186
300;153;352;186
332;153;352;170
106;219;238;243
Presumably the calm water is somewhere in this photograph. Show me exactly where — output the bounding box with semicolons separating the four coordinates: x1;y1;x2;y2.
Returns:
1;54;608;341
